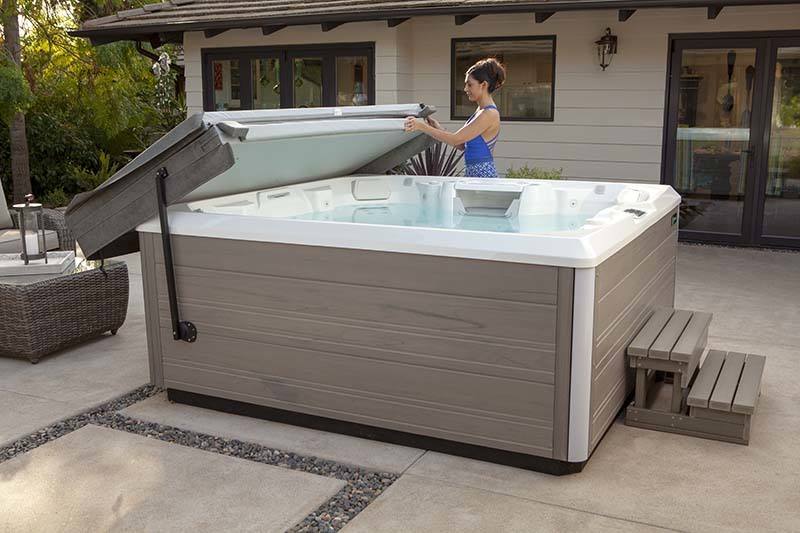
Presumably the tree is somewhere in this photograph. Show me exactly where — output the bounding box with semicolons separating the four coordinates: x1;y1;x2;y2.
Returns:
1;0;184;206
1;0;32;203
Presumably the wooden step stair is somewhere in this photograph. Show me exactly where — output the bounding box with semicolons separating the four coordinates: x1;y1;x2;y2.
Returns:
624;309;765;445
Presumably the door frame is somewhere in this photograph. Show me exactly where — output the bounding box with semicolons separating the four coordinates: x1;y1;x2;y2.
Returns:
662;30;800;249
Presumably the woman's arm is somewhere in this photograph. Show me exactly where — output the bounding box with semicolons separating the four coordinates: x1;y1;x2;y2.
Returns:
405;110;496;148
425;117;464;150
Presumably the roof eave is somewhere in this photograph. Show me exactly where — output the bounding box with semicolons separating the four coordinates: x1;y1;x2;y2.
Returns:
69;0;800;44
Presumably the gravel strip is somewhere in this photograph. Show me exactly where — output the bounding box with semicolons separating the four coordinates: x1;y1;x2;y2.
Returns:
0;385;396;532
679;241;800;254
0;384;158;464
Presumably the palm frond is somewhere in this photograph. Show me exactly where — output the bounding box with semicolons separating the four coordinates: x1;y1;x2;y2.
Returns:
392;141;464;177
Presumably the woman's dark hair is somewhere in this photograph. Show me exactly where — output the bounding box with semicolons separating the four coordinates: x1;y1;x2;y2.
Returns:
466;58;506;93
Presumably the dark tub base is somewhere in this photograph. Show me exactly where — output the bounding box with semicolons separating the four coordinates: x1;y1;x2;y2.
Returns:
166;389;587;476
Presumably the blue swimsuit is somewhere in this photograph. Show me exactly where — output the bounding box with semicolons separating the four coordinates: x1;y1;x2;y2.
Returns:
464;105;499;178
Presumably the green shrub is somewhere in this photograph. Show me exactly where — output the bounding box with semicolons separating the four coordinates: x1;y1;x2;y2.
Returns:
505;165;563;180
40;188;70;208
71;151;120;191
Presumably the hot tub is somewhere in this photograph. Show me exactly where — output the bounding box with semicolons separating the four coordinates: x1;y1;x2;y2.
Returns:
65;105;680;474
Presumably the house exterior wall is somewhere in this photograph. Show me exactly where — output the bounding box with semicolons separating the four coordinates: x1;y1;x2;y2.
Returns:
183;5;800;181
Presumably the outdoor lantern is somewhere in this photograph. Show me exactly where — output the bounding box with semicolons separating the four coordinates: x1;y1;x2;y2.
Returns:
595;28;618;71
12;194;47;265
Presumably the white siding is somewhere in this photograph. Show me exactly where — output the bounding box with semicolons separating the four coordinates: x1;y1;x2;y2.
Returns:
183;6;800;182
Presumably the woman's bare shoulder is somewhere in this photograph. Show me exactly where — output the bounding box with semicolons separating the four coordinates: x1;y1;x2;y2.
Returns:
480;107;500;119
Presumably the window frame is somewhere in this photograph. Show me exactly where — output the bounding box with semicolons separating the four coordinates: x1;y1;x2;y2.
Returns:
450;35;557;122
201;42;376;111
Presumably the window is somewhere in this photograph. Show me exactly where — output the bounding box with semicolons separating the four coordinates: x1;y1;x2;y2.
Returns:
203;44;374;111
211;59;242;110
451;36;556;121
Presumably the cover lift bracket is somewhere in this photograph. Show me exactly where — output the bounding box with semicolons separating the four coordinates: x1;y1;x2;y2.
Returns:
156;167;197;343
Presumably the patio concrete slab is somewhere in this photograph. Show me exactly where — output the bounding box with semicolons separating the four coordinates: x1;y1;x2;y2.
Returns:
405;385;800;533
0;425;344;532
121;393;424;473
676;245;800;345
0;254;149;445
0;390;78;446
342;474;666;533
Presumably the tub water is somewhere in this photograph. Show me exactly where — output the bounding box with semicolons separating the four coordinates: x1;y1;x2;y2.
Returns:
290;202;589;233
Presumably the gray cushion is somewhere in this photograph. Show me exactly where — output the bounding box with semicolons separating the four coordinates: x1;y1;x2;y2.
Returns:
0;229;59;253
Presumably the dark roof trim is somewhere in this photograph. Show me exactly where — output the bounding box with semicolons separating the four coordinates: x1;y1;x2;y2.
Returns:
70;0;800;44
454;14;479;25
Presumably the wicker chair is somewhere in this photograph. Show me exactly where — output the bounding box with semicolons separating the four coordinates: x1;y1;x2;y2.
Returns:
8;206;75;252
42;207;76;252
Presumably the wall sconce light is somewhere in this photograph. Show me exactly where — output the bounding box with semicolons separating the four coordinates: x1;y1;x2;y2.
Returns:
595;28;618;71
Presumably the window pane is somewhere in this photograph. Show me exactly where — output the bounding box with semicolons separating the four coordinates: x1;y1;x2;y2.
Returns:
672;48;756;235
211;59;241;111
292;57;323;108
252;58;281;109
763;47;800;239
336;56;370;106
453;39;554;120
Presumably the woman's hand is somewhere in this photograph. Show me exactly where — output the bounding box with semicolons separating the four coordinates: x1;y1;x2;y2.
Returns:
404;116;425;132
425;117;442;130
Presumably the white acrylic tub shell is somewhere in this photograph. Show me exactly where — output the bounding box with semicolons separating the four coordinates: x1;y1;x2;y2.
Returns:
137;176;681;269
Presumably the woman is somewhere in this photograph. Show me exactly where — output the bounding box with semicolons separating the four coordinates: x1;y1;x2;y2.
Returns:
404;58;505;178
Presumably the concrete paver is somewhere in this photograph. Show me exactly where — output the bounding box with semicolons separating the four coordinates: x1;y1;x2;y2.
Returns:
0;255;149;445
404;395;800;533
342;474;668;533
0;390;78;446
0;425;344;532
121;393;424;473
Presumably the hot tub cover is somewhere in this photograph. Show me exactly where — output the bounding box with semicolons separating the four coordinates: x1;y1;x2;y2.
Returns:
65;104;435;259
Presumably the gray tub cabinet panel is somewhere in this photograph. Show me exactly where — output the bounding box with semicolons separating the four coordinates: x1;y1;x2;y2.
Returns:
140;233;165;387
158;326;555;422
552;268;575;461
152;235;561;305
589;210;678;451
155;265;556;343
155;299;555;383
140;233;574;459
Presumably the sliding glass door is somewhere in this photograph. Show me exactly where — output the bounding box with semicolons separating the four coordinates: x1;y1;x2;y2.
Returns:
758;41;800;246
665;34;800;249
203;44;374;112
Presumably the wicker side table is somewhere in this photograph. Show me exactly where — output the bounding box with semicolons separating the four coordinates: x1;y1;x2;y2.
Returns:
0;261;129;363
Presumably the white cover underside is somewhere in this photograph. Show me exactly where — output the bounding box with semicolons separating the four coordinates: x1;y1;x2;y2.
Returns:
182;119;418;202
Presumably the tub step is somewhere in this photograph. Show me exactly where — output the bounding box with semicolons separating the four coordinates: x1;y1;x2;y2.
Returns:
626;344;766;445
628;308;711;412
